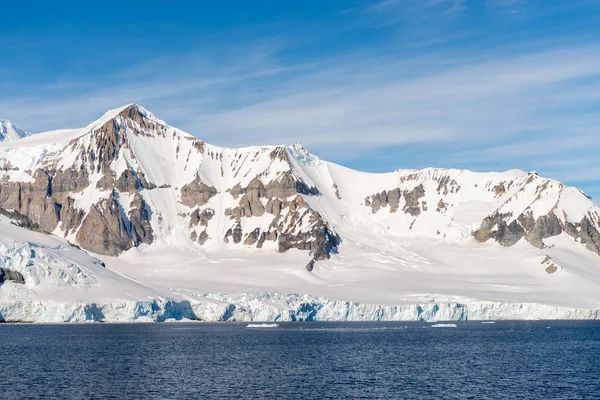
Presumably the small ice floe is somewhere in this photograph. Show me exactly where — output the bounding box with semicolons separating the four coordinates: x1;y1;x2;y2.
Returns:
430;323;457;328
481;321;496;324
246;323;280;328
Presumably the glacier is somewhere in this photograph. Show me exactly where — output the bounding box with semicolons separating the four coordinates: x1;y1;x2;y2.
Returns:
1;291;599;323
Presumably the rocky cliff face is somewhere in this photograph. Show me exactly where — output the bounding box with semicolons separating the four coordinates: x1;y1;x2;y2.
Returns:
0;104;598;269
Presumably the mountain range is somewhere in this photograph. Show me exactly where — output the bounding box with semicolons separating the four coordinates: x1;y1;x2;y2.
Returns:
0;104;599;322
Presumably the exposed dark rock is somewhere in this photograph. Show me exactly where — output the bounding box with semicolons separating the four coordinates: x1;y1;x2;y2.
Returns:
305;259;315;272
265;198;283;217
0;167;88;236
52;167;90;194
493;182;507;197
197;230;209;245
436;199;446;212
269;147;289;162
522;212;562;248
475;211;563;249
579;216;600;256
128;193;153;246
333;183;342;200
59;197;84;235
278;216;340;261
387;189;401;212
225;222;243;244
473;213;524;246
76;194;132;256
191;139;206;154
244;228;261;246
296;181;320;196
115;169;141;192
180;176;217;207
0;208;40;231
403;184;425;216
0;268;25;284
545;264;559;274
137;172;157;190
497;220;525;246
230;173;318;202
365;188;401;213
369;193;382;213
563;220;579;239
436;176;460;195
0;171;60;233
542;255;560;274
190;208;214;228
96;173;115;190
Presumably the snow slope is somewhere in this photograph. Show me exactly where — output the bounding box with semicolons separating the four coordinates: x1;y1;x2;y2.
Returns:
0;104;599;322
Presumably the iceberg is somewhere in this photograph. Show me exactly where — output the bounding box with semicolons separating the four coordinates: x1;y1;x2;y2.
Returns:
247;324;280;328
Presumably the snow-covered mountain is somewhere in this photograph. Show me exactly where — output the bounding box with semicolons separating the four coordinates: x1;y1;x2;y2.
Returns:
1;104;599;322
0;120;30;142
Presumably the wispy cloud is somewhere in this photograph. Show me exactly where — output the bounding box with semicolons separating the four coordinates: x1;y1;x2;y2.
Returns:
1;1;599;198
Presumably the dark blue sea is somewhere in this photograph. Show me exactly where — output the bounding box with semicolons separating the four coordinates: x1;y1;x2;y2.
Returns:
1;321;599;399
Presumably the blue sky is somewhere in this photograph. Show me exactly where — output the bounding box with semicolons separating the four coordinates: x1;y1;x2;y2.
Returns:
1;0;599;199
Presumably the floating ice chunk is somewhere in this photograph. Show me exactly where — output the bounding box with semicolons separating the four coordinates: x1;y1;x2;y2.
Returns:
431;323;457;328
246;323;280;328
482;321;496;324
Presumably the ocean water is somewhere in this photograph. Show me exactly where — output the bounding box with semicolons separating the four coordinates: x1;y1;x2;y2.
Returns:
1;321;599;399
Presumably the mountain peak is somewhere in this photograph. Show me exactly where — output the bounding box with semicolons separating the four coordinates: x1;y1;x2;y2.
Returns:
86;104;162;132
0;119;30;141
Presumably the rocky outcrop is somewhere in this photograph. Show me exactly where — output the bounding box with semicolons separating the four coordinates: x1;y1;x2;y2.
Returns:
365;184;426;216
244;228;261;246
333;183;342;200
575;216;600;256
227;178;267;219
580;219;600;254
180;176;217;207
0;168;89;234
189;208;213;245
59;197;85;236
518;212;562;248
222;173;338;261
365;189;401;213
128;193;153;247
436;176;461;195
473;213;525;247
229;172;318;203
277;212;340;261
0;268;25;284
52;167;90;194
474;210;600;256
403;184;426;216
0;208;41;231
190;208;214;228
98;169;156;192
76;194;132;256
224;222;243;244
542;255;561;274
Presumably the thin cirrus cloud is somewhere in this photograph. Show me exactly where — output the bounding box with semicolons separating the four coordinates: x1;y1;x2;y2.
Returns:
1;42;600;198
